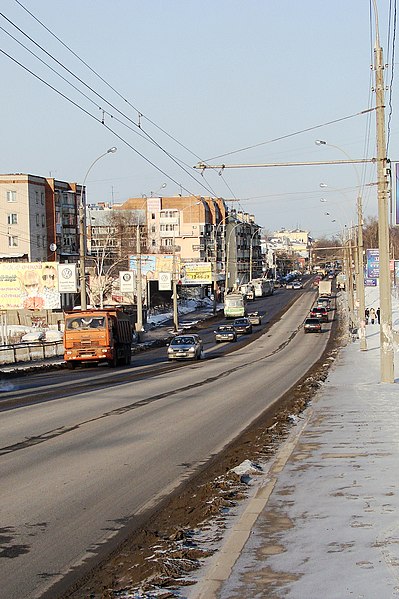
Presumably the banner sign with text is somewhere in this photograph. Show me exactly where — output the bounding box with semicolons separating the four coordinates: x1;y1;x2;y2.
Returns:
119;271;135;293
58;263;77;294
0;262;61;310
366;249;379;278
180;262;212;285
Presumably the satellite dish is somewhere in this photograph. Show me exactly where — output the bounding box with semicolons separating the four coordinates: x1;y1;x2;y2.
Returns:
49;243;57;252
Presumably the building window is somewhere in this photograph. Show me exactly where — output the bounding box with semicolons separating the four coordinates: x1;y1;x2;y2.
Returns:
42;236;46;248
7;213;18;225
36;214;40;226
151;213;156;220
41;192;44;205
8;236;18;247
37;235;41;248
151;239;156;246
42;215;45;227
35;191;39;204
7;190;16;203
151;225;156;233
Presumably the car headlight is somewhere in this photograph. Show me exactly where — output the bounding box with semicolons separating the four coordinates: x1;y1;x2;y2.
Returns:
188;347;195;353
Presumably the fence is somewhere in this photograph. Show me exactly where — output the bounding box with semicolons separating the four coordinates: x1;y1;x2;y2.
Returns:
0;340;64;366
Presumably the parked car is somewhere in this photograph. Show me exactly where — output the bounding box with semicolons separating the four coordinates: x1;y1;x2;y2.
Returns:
232;317;253;334
310;306;329;322
214;325;237;343
21;331;45;343
248;311;262;325
292;281;303;289
167;334;204;360
304;317;323;333
285;280;295;289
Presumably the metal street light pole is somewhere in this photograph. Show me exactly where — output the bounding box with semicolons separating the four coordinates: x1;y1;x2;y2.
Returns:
212;215;229;314
172;201;201;332
225;222;243;293
249;227;261;281
79;147;117;310
315;140;367;351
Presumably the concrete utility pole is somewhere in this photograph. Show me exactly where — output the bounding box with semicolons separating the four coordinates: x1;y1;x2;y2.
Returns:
373;0;394;382
357;195;367;350
135;225;143;336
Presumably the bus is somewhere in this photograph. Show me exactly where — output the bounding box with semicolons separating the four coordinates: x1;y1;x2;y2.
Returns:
251;278;274;297
224;292;247;318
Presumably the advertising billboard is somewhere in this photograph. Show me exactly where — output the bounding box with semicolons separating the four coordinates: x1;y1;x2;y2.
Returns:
129;254;177;279
366;249;379;278
0;262;61;310
180;262;212;285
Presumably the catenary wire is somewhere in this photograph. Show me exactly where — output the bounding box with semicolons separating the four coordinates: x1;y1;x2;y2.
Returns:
12;0;204;162
203;109;376;163
0;11;222;198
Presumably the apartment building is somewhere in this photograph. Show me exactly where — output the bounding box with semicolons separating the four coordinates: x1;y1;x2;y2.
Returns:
0;174;81;263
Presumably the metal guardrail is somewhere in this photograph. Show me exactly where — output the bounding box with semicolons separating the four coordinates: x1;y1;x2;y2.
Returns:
0;340;64;366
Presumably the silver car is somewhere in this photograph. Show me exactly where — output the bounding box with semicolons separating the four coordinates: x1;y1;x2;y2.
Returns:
167;334;204;360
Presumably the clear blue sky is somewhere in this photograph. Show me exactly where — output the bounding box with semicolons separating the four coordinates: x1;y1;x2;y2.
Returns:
1;0;397;239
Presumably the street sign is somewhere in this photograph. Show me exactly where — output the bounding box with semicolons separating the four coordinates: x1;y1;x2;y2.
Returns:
158;272;172;290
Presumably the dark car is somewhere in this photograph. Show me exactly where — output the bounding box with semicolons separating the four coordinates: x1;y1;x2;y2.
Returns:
214;325;237;343
304;317;323;333
167;334;204;360
232;318;253;334
309;306;329;322
248;311;262;325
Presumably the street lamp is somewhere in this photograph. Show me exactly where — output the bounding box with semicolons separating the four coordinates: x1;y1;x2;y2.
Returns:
315;140;367;351
249;227;261;281
79;146;117;310
171;201;201;332
225;221;243;293
150;183;167;197
212;215;229;314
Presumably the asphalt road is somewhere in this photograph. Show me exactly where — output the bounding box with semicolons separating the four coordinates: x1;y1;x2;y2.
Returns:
0;284;333;599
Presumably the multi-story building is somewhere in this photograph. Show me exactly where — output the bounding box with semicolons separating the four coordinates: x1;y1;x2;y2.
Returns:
0;174;81;264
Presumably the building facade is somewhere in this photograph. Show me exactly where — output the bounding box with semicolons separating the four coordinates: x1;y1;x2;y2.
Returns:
0;174;81;264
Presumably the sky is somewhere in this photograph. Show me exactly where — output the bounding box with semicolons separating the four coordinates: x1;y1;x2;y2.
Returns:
1;0;397;240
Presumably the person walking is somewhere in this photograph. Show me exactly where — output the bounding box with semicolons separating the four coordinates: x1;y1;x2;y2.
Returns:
365;308;369;325
370;307;376;324
376;307;380;324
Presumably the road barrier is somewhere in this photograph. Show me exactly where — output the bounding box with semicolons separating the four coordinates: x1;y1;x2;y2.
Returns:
0;341;64;365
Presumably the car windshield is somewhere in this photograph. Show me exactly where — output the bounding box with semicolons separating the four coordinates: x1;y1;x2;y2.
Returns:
219;326;233;331
171;336;196;346
306;319;320;324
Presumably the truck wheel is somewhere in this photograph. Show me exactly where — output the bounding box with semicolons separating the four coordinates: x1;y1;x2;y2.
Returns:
108;355;117;368
125;351;131;365
66;362;76;370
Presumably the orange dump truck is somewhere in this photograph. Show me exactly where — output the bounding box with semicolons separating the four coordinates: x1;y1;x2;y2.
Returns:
64;309;133;368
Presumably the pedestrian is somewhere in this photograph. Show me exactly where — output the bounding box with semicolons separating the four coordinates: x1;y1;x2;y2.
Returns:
370;307;376;324
376;307;380;324
365;308;369;325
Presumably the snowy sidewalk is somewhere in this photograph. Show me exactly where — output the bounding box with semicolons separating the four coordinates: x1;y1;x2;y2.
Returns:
193;318;399;599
